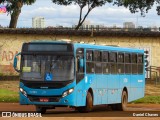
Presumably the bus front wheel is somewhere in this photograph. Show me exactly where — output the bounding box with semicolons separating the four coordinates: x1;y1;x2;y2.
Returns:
35;106;46;114
77;92;93;113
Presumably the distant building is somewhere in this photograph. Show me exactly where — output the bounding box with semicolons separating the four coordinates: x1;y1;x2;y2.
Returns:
151;26;159;32
73;20;104;30
32;17;45;28
123;22;135;29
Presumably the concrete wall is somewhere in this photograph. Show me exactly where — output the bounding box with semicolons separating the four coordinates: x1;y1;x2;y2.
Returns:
0;33;159;75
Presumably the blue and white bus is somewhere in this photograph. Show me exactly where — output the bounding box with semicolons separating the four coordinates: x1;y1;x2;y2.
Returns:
13;41;145;113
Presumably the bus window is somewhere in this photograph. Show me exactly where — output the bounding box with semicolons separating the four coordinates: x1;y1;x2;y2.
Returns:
117;53;124;74
86;62;94;73
95;62;102;74
118;53;124;63
110;63;117;74
76;56;84;73
109;52;117;62
125;53;131;63
94;50;101;62
132;53;138;74
76;48;84;83
138;54;143;63
138;54;143;74
103;63;110;74
102;51;109;62
125;53;131;74
76;48;84;73
86;50;94;74
109;52;117;74
86;50;93;61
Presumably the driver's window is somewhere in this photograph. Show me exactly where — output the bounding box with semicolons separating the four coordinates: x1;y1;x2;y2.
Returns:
76;48;84;74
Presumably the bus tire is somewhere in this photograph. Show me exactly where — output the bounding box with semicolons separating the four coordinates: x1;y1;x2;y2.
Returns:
118;90;128;111
110;91;127;111
36;106;46;114
77;92;93;113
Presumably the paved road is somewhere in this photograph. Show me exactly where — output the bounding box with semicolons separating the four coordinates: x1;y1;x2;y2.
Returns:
0;103;160;117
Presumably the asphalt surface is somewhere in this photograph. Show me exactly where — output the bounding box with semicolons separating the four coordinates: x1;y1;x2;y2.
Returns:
0;103;160;117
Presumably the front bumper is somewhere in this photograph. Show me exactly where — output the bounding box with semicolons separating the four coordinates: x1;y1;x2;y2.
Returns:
20;91;76;106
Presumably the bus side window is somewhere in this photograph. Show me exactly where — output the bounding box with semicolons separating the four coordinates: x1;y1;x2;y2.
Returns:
131;53;138;74
86;50;93;61
76;56;84;73
124;53;131;74
86;50;94;73
109;52;117;74
102;51;110;74
94;51;102;74
76;48;84;73
117;53;124;74
94;50;101;62
102;51;109;62
138;54;143;74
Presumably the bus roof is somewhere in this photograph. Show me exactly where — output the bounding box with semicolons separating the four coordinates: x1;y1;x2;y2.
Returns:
27;40;144;53
73;43;144;53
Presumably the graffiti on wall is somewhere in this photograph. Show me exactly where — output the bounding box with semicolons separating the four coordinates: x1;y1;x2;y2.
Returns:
138;47;151;78
0;51;20;75
2;51;19;62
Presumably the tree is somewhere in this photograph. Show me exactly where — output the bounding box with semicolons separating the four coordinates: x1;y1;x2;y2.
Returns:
114;0;160;16
52;0;113;30
0;0;36;28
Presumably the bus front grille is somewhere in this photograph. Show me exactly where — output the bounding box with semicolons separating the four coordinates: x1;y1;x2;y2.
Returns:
28;95;61;102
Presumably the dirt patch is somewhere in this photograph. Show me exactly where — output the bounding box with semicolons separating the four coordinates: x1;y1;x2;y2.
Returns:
145;82;160;96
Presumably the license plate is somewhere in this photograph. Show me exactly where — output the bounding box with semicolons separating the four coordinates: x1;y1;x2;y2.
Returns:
40;98;49;102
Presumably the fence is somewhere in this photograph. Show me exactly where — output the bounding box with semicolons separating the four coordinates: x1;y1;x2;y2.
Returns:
146;66;160;86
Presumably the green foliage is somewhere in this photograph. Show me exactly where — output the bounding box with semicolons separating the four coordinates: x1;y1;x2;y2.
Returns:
132;96;160;104
52;0;113;8
0;0;36;14
0;89;18;102
114;0;160;16
0;0;36;28
52;0;113;29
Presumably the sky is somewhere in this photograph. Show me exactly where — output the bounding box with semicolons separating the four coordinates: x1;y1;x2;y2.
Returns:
0;0;160;28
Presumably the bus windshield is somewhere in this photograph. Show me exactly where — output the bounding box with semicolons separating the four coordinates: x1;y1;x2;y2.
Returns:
21;55;74;81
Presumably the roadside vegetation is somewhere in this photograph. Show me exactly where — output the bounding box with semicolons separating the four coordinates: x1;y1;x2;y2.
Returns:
0;89;18;102
132;96;160;104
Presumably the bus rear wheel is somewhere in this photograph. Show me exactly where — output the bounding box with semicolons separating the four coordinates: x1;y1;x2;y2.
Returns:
77;92;93;113
118;90;128;111
36;106;46;114
110;90;128;111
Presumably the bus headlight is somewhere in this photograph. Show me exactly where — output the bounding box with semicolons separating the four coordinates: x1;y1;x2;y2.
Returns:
62;88;74;98
19;88;27;97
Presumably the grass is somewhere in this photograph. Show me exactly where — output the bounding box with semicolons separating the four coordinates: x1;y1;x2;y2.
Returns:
0;89;19;102
131;96;160;104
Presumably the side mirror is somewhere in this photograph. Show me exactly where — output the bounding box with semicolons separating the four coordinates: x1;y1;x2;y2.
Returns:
13;57;18;69
13;52;21;73
79;58;84;68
